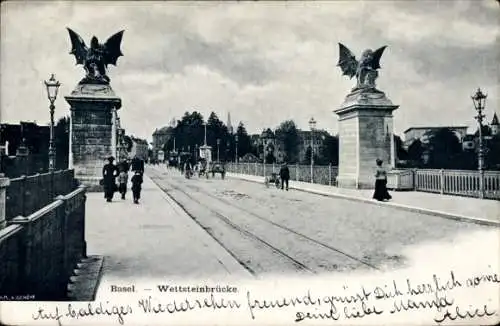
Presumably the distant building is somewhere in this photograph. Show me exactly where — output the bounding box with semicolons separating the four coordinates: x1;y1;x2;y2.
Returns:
403;126;468;149
152;126;174;151
491;113;499;136
462;112;499;151
297;130;326;163
0;122;49;156
129;137;149;160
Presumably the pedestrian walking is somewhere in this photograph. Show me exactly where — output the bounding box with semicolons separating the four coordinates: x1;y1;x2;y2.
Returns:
117;166;128;200
131;155;145;174
131;171;143;204
102;156;118;202
279;162;290;191
372;158;392;201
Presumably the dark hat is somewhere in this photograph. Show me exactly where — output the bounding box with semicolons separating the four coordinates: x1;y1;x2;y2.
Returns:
376;158;383;165
107;156;115;161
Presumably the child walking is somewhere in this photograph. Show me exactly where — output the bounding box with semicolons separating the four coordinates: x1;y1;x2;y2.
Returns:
117;167;128;200
131;171;143;204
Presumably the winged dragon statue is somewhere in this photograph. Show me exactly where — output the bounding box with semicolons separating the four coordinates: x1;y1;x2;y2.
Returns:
67;28;124;85
337;43;387;91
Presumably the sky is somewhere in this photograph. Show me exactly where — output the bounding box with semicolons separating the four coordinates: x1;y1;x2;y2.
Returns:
1;0;499;142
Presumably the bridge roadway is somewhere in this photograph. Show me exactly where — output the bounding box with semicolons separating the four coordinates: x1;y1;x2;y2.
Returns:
145;165;490;276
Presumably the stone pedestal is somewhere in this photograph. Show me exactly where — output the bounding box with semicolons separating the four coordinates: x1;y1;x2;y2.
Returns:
65;84;121;191
334;88;398;189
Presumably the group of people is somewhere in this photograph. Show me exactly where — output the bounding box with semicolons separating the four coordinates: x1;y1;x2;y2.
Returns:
102;155;145;204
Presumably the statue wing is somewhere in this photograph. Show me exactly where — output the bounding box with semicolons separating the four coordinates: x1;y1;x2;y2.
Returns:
103;30;124;66
337;43;358;79
371;46;387;70
66;28;88;65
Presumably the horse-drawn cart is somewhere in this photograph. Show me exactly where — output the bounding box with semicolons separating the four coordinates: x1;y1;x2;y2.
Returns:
207;161;226;179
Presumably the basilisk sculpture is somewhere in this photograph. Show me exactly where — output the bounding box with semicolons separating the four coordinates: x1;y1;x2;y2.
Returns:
67;28;124;85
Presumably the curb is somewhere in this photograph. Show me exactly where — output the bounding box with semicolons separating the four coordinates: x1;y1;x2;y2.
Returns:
67;255;104;301
227;173;500;228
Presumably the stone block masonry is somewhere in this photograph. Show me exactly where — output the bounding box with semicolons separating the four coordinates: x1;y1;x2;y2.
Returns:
334;89;398;189
65;84;121;191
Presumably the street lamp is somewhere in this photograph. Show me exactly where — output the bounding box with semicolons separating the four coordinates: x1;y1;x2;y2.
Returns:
308;117;317;183
203;121;207;146
44;74;61;172
472;88;487;198
235;135;239;163
216;138;220;162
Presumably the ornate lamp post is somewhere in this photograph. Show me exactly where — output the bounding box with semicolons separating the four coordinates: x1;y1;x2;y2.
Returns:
472;88;487;199
216;138;220;162
308;117;317;183
44;74;61;172
235;135;239;163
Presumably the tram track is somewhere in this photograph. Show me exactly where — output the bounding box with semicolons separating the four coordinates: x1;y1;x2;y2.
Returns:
180;181;380;271
149;167;381;274
150;169;316;275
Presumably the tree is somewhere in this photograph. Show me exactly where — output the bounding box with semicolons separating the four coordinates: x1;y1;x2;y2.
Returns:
275;120;300;163
236;122;252;159
54;116;69;170
174;111;205;154
426;128;462;169
407;139;424;167
486;134;500;170
394;135;407;161
319;134;339;165
303;146;312;164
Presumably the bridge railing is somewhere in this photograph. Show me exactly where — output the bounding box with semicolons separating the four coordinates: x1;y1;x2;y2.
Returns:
0;185;87;300
5;169;77;221
227;163;500;200
227;163;338;185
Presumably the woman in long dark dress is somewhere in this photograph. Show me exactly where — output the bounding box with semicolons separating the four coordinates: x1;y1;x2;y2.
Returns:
102;156;118;202
373;159;392;201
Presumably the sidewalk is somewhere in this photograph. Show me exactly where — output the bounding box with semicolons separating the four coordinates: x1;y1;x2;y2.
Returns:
85;173;250;295
227;173;500;227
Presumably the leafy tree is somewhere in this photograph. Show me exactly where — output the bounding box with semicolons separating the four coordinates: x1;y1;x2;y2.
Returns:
486;135;500;170
54;116;69;170
236;122;252;159
407;139;424;167
426;128;462;169
275;120;300;163
319;134;339;165
303;146;312;164
394;135;407;161
173;111;205;155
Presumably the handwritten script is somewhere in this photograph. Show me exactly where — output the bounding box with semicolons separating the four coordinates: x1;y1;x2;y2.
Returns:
31;270;499;324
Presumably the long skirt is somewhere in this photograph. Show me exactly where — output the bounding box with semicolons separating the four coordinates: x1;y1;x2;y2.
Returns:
103;179;116;200
373;179;392;201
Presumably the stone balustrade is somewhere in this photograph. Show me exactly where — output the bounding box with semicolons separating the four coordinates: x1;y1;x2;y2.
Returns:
0;185;86;300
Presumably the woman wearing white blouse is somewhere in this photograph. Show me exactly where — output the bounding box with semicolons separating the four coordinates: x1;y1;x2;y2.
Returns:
373;158;392;201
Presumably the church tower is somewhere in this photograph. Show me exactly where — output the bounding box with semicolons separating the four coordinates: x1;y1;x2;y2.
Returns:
227;112;233;134
491;112;499;136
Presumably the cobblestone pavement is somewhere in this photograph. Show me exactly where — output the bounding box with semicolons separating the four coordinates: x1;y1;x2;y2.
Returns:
147;166;496;277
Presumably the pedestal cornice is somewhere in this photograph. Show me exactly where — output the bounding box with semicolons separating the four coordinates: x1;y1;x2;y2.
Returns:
65;83;121;110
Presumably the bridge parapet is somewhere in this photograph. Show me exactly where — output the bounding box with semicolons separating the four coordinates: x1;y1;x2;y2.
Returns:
5;169;77;221
0;185;86;300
